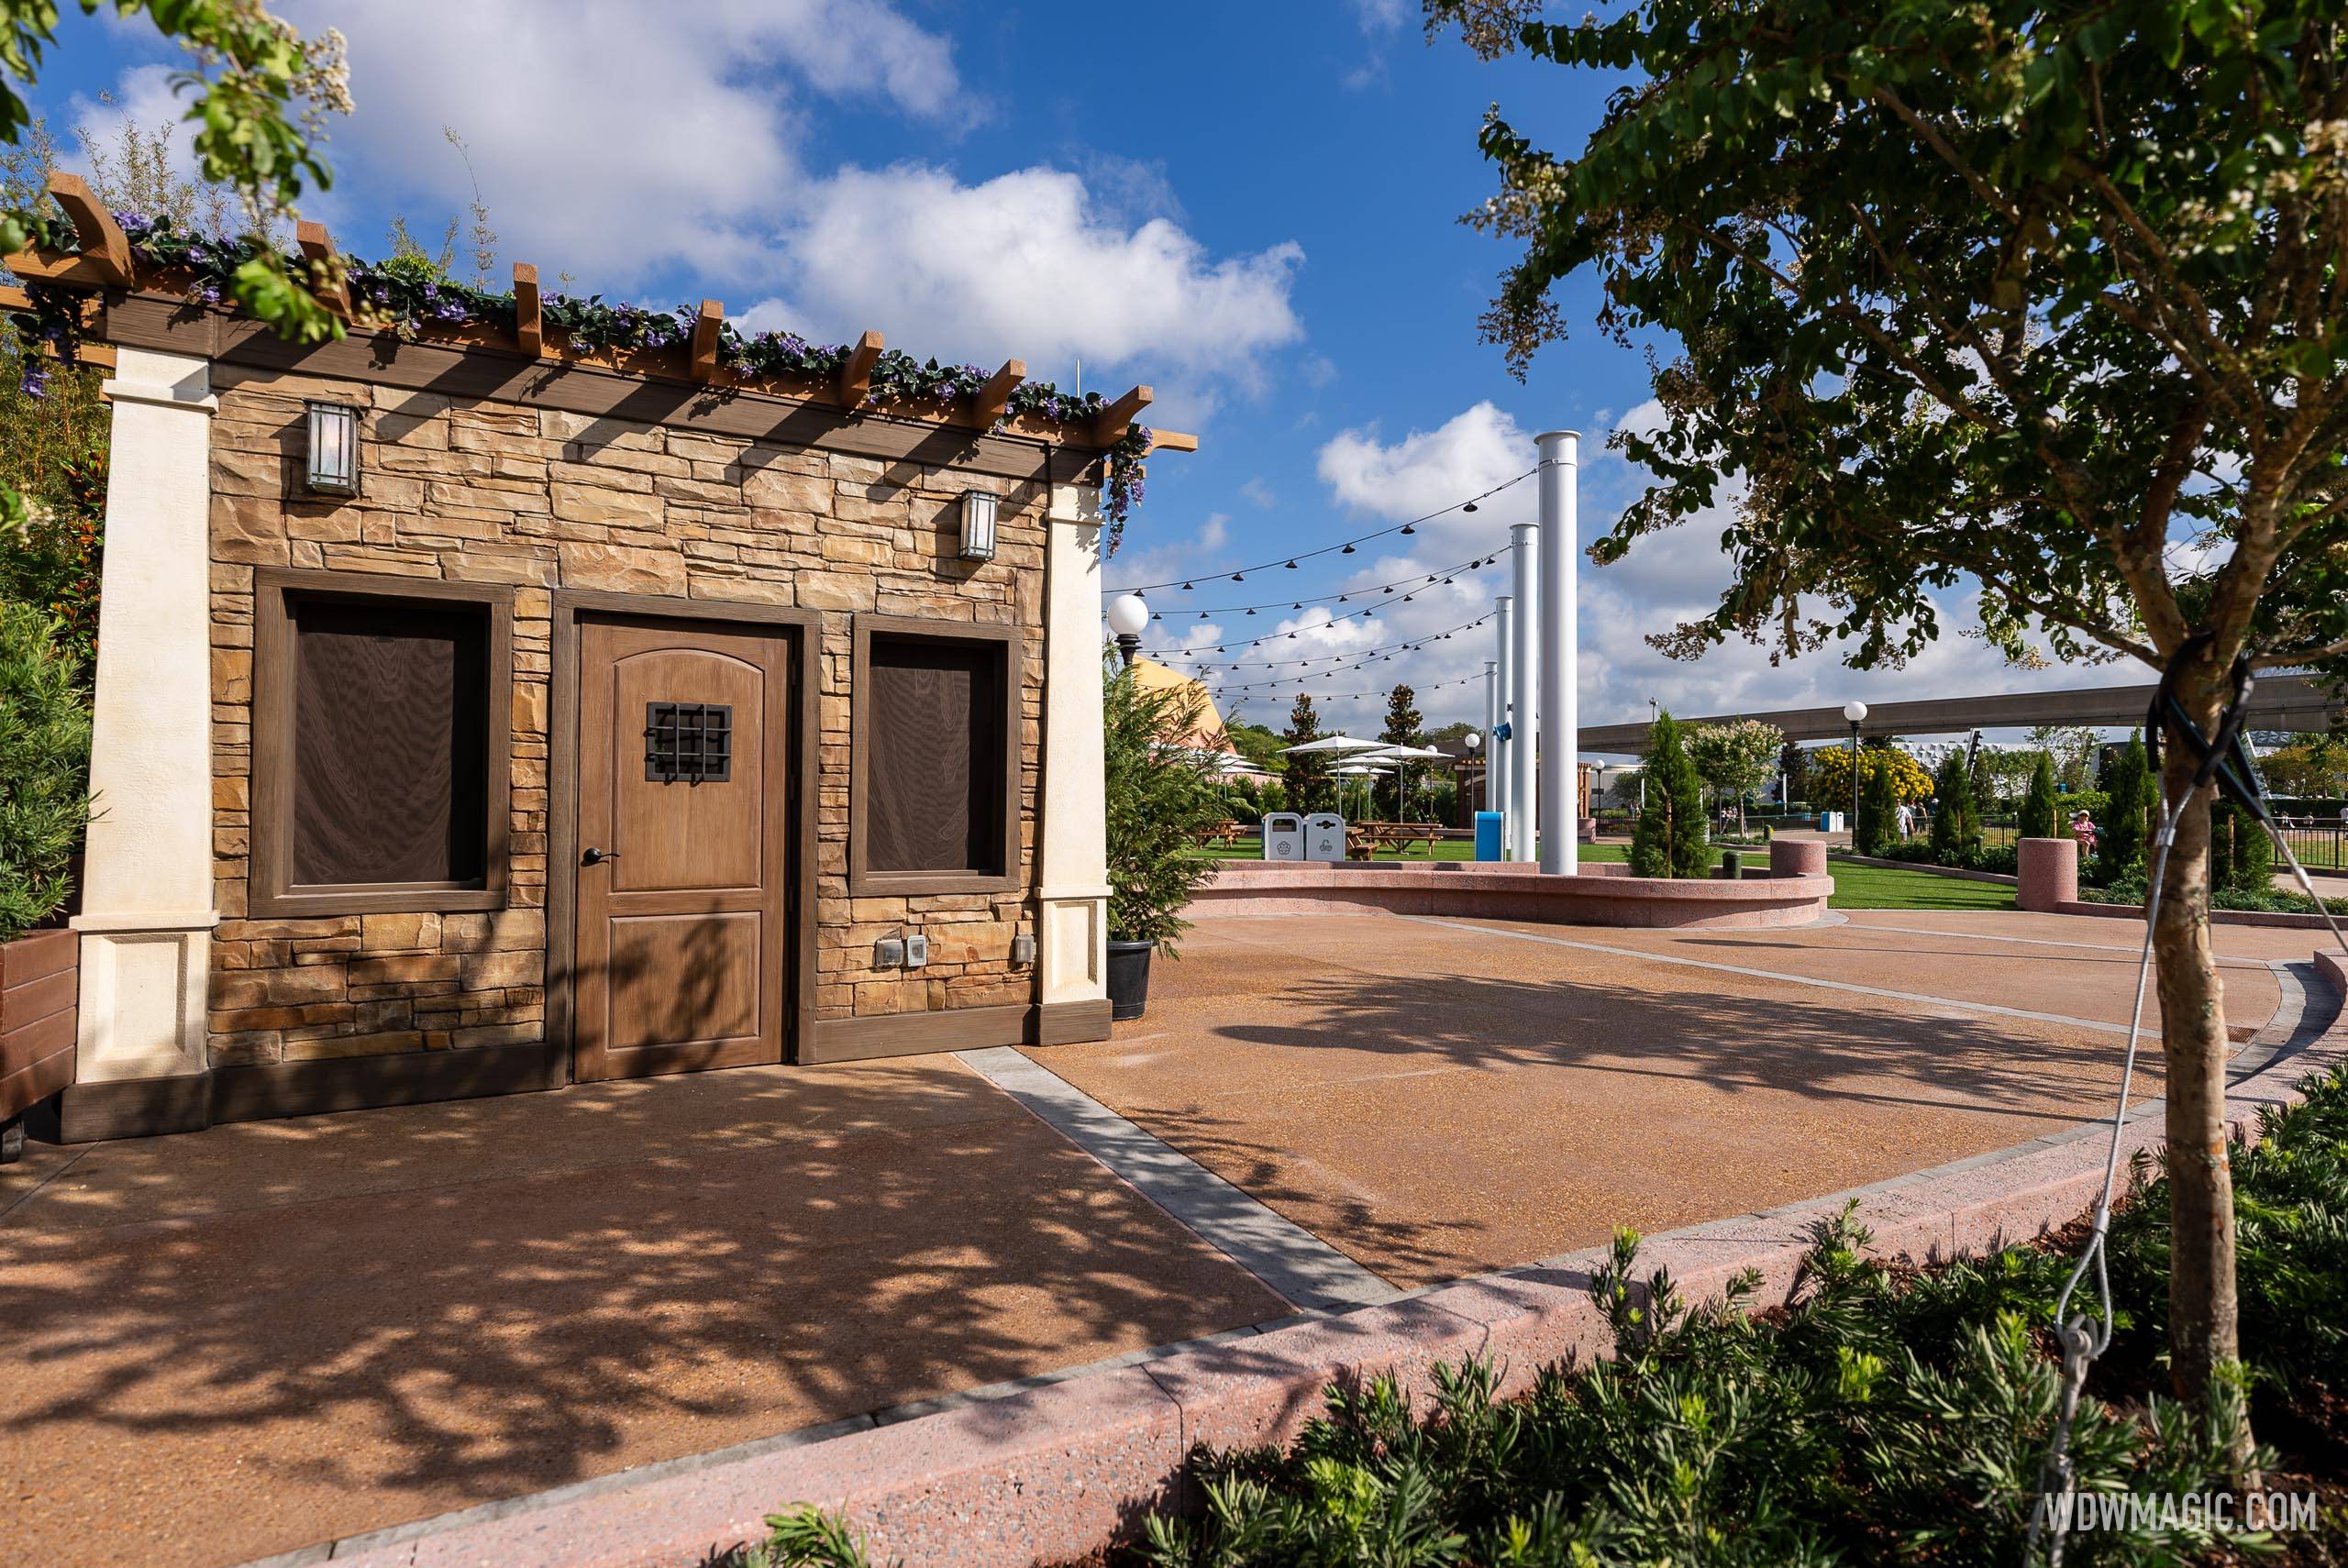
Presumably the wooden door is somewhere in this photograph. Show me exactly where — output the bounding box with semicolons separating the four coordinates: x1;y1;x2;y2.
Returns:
573;617;792;1080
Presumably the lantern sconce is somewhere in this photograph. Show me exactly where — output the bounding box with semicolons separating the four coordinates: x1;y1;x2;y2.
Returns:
304;400;360;498
959;489;999;562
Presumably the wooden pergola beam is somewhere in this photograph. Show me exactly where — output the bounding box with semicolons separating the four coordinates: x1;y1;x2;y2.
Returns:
47;173;131;285
295;220;349;315
1148;429;1200;454
0;282;113;367
1092;384;1152;447
690;299;723;382
836;329;882;406
967;359;1024;427
512;263;542;357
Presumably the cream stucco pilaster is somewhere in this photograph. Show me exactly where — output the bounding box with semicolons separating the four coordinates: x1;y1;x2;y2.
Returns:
1036;483;1112;1008
72;347;220;1083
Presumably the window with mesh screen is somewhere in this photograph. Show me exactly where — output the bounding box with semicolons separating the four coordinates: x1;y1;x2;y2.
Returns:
864;635;1008;875
287;597;491;889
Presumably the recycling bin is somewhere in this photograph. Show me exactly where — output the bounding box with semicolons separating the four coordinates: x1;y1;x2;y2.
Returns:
1475;811;1503;862
1262;812;1306;862
1303;812;1348;862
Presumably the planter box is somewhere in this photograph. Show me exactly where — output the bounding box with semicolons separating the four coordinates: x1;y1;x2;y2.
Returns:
2;927;78;1124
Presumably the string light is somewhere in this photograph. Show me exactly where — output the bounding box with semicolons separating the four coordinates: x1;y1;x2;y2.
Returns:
1105;462;1549;593
1136;549;1503;619
1156;612;1496;676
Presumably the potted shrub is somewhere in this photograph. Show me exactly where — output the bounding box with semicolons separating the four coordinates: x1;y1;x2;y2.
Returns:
1102;663;1222;1021
0;602;92;1162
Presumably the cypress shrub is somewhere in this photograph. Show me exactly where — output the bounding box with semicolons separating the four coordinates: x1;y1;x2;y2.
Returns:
1855;749;1899;856
0;601;92;943
1630;710;1708;878
2019;753;2059;839
1928;753;1980;858
2095;733;2153;878
2210;800;2275;896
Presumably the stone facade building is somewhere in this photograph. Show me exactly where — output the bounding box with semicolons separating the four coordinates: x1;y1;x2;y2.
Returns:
28;214;1173;1140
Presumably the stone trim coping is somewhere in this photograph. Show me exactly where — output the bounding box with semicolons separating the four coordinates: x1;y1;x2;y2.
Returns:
2056;897;2348;932
1189;862;1833;931
1838;850;2348;931
284;949;2346;1568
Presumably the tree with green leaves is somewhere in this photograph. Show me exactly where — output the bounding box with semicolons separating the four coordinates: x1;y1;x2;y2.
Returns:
1379;682;1424;819
0;3;347;542
1102;667;1221;954
1778;739;1808;808
2027;725;2101;793
2097;733;2154;880
1629;710;1708;878
0;600;88;941
2020;753;2060;841
1855;746;1900;856
1429;0;2348;1429
1687;718;1784;834
1929;752;1981;859
1280;692;1328;813
2207;800;2275;897
2259;734;2348;799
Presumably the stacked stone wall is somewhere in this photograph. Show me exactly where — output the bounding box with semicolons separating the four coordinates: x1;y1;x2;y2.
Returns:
205;375;1046;1067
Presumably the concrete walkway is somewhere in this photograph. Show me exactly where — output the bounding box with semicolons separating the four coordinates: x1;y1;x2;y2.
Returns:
2;903;2327;1568
1024;910;2292;1286
0;1057;1284;1568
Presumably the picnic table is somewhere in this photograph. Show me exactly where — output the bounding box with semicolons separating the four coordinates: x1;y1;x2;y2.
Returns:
1346;821;1446;857
1192;820;1247;848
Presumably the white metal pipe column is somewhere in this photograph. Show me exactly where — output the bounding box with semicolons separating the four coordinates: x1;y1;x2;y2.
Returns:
1536;432;1579;875
1481;660;1499;817
1492;596;1513;823
1507;520;1540;861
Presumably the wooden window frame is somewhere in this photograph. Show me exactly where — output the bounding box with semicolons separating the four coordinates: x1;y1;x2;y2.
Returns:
249;569;515;918
848;613;1023;897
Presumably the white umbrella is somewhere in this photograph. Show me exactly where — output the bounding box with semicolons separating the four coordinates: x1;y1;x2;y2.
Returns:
1280;734;1389;755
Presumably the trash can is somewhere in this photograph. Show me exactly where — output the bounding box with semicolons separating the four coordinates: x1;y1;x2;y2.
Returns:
1303;812;1348;862
1474;811;1503;862
1262;812;1306;862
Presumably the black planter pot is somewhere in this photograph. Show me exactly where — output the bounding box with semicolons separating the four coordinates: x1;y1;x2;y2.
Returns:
1106;938;1157;1021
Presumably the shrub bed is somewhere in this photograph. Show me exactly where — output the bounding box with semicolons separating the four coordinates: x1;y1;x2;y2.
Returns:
760;1068;2348;1566
2078;873;2348;920
1876;836;2021;877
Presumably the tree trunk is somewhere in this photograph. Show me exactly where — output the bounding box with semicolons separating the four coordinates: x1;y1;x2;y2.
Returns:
2152;674;2248;1463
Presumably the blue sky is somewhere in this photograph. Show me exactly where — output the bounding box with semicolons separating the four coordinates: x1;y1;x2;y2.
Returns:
34;0;2080;735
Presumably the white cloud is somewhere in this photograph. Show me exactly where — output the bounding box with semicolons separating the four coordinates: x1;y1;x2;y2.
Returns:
755;163;1303;396
257;1;980;282
1318;401;1534;522
1240;477;1279;508
1278;400;2118;734
76;4;1309;417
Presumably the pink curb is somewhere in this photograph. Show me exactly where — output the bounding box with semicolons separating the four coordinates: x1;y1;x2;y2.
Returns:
1189;863;1833;930
2053;898;2346;931
316;948;2348;1568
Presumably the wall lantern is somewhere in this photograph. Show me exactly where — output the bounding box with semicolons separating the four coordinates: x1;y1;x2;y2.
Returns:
304;400;360;498
959;489;999;562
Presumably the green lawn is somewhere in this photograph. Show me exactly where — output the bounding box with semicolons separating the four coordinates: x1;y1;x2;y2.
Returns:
1193;837;2016;910
1818;857;2015;911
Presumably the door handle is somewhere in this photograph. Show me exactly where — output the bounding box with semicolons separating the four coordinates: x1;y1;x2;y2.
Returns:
581;846;619;866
